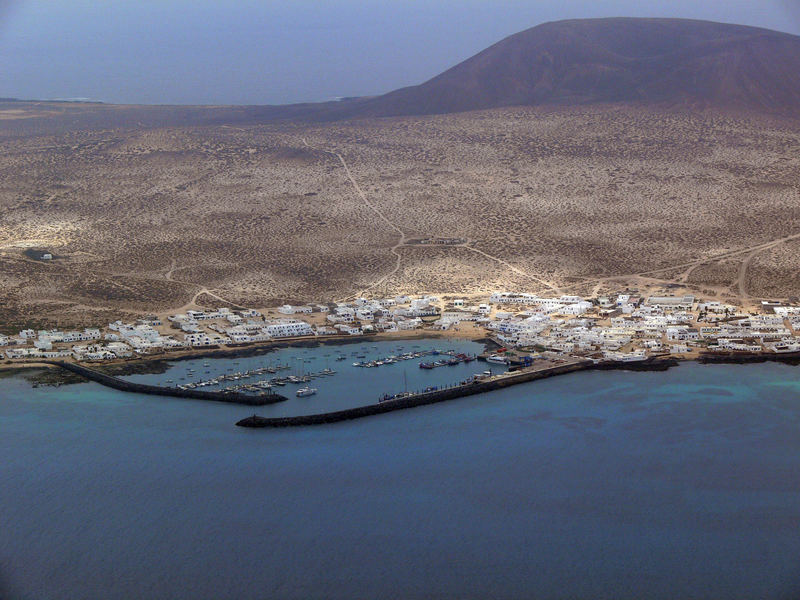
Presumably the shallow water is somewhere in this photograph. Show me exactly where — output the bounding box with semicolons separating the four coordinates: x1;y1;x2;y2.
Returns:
1;346;800;600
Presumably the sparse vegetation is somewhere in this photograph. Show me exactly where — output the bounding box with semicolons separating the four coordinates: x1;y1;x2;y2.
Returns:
0;102;799;325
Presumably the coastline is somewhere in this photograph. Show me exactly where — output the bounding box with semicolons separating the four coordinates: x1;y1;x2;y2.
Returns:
5;330;800;387
1;329;494;380
8;326;800;425
7;338;800;426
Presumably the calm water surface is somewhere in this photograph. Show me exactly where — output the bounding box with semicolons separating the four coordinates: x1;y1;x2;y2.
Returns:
118;339;498;414
1;342;800;600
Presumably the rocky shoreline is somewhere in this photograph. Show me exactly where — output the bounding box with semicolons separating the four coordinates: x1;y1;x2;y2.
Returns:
697;350;800;365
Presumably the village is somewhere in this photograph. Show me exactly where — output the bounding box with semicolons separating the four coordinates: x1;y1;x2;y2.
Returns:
3;290;800;365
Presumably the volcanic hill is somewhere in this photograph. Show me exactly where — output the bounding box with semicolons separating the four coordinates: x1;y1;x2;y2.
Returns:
334;17;800;117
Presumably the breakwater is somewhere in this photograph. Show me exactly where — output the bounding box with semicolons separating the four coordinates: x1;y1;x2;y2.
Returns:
237;356;681;428
237;359;593;427
50;361;287;406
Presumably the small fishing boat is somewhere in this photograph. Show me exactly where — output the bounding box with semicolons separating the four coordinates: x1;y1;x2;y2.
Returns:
296;386;317;397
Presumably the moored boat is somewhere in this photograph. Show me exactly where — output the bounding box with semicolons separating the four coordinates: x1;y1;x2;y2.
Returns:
486;354;509;365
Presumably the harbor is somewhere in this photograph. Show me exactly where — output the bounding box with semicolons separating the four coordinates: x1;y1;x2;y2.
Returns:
47;337;687;420
108;338;500;416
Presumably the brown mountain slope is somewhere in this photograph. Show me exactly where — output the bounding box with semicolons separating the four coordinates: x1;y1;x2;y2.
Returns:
343;18;800;117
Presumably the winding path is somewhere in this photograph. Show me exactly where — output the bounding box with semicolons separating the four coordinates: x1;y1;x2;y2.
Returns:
304;138;562;297
190;287;248;310
330;150;407;295
462;245;562;294
564;232;800;301
735;234;799;303
164;258;177;281
303;138;406;296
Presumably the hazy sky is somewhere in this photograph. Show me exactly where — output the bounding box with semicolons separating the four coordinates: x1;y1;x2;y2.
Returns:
1;0;799;105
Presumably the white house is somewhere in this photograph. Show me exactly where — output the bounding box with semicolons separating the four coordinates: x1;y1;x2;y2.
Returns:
264;320;314;338
184;333;215;346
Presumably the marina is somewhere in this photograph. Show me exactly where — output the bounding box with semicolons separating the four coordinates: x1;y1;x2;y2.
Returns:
113;339;502;417
175;363;338;393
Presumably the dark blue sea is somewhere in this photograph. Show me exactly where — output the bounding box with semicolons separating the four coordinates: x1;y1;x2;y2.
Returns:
1;339;800;600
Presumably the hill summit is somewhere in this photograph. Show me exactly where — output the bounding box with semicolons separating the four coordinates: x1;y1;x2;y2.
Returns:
345;18;800;116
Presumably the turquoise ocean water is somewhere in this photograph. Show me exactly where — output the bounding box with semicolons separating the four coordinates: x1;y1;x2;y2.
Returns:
1;339;799;599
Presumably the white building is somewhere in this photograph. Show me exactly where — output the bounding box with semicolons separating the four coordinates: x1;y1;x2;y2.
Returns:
646;295;695;311
396;317;422;330
264;320;314;338
184;333;215;346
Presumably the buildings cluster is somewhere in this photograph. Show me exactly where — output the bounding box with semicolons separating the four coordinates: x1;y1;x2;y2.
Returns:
3;290;799;363
0;295;439;361
476;293;800;360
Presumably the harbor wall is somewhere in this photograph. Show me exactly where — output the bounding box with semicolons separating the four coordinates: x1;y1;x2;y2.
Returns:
237;357;681;428
50;361;287;406
237;360;594;427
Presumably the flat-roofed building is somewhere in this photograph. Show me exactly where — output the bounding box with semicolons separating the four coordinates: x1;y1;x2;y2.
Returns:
646;295;695;310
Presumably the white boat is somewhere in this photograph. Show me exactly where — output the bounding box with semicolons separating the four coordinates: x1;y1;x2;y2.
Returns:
486;354;509;365
296;387;317;397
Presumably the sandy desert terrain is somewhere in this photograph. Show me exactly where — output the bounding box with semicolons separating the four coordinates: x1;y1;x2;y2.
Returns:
0;101;799;330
